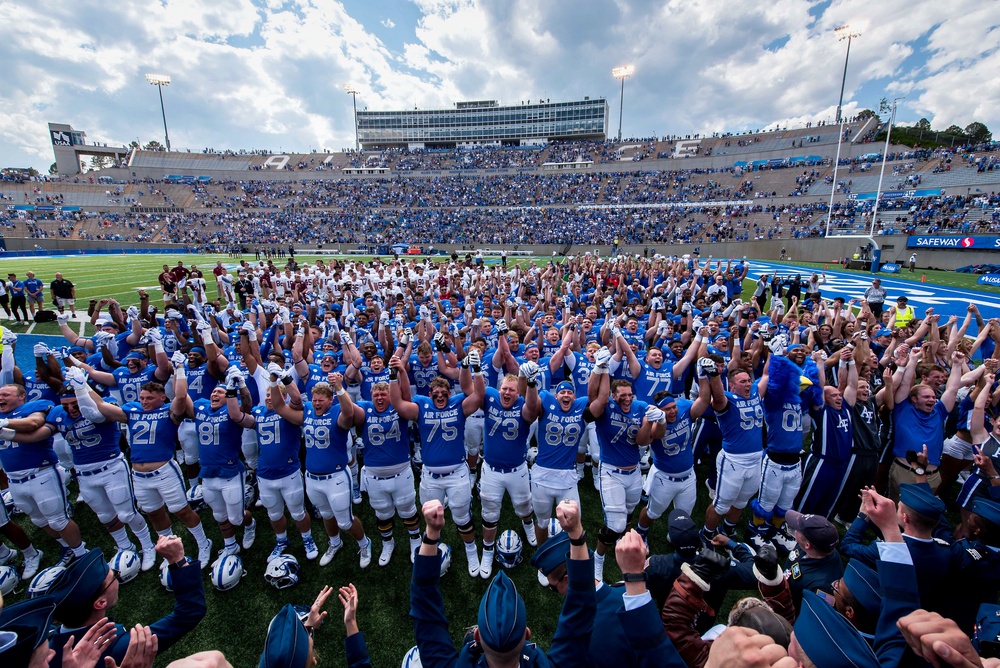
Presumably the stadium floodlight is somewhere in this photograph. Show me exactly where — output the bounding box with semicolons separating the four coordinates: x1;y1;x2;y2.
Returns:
145;73;172;152
612;65;635;142
343;84;360;152
870;97;905;237
834;25;861;124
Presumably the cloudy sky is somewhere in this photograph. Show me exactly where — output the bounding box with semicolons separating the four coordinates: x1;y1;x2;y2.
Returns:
1;0;997;172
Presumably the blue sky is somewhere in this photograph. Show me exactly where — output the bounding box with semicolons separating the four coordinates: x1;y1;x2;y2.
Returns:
0;0;997;172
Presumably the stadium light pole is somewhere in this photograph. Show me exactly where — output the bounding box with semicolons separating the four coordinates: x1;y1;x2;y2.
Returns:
824;118;846;238
343;84;360;151
612;65;635;142
834;25;861;124
870;97;904;238
145;74;172;152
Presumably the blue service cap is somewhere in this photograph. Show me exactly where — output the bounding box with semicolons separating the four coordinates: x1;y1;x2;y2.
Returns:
899;482;946;521
842;560;881;614
529;532;570;576
667;508;700;557
45;548;109;622
554;381;574;394
259;604;310;668
477;571;527;653
331;303;342;311
794;591;879;667
875;329;893;338
970;497;1000;527
0;597;58;666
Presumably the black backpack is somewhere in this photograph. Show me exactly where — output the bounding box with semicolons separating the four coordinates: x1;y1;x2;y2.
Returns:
34;310;57;323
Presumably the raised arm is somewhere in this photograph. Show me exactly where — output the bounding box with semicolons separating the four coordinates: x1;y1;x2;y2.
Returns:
388;356;419;421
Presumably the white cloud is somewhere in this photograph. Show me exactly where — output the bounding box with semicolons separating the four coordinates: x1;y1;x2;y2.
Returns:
0;0;996;172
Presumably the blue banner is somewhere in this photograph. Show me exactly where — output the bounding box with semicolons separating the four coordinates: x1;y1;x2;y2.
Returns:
908;235;1000;250
855;188;943;201
979;274;1000;286
880;263;901;273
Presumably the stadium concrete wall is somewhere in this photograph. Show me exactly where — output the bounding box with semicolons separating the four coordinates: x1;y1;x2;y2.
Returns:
4;237;974;271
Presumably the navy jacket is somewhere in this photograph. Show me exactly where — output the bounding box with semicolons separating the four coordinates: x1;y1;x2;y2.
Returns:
410;553;596;668
48;559;206;666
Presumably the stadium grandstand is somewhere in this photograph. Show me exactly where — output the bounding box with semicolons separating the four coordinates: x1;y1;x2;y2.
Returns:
0;114;996;268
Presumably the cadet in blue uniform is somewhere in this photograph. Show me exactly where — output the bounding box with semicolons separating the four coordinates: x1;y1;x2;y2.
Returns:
10;371;156;571
178;360;257;561
0;383;89;568
46;538;206;667
841;483;952;613
533;513;689;668
228;372;318;563
585;346;661;582
942;496;1000;634
272;365;372;569
788;485;921;668
390;350;485;577
412;498;597;668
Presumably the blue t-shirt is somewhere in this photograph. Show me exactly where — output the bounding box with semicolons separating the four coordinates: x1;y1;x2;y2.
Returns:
0;400;56;471
24;278;43;296
483;387;531;469
359;367;391;402
535;391;588;470
47;407;122;466
651;398;696;473
413;394;468;468
357;401;409;468
595;397;650;468
252;405;302;480
892;399;950;464
194;399;244;478
122;402;178;463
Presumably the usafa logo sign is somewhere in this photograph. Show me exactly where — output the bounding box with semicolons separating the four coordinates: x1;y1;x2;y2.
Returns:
979;274;1000;286
907;236;1000;250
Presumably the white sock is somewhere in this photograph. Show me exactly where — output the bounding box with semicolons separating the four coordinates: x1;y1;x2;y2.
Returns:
22;545;38;559
358;535;370;549
71;542;88;557
157;528;174;539
128;516;154;551
56;538;69;548
110;527;132;551
275;532;288;543
187;522;208;545
0;544;12;560
224;536;237;548
464;541;478;557
330;534;343;548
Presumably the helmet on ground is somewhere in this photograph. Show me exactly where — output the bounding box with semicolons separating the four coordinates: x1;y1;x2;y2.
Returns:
110;550;141;584
438;543;451;577
0;565;19;595
401;645;423;668
159;559;173;592
265;554;300;590
211;554;245;592
547;518;564;536
27;565;68;598
496;530;523;570
186;484;206;512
